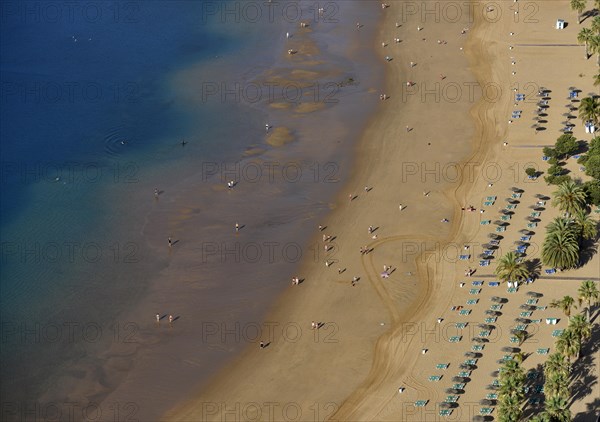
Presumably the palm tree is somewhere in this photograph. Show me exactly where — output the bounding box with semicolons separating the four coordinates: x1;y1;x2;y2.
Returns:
546;217;578;236
572;208;598;240
542;231;580;270
571;0;587;24
578;280;600;320
498;360;525;422
544;352;571;378
498;393;522;422
545;371;570;398
579;96;600;126
569;313;592;344
578;27;595;58
550;296;577;317
552;181;587;216
495;251;531;283
590;34;600;66
514;330;527;346
594;71;600;87
513;351;525;363
556;328;581;361
544;395;572;422
592;15;600;33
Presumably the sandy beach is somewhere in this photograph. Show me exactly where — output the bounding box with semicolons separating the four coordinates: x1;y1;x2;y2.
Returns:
167;1;599;421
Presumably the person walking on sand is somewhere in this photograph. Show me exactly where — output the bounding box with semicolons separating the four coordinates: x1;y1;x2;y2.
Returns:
260;341;265;348
168;237;172;248
399;204;403;211
265;123;270;132
156;313;160;323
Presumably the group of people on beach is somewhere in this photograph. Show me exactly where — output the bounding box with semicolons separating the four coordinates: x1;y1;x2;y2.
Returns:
155;313;174;324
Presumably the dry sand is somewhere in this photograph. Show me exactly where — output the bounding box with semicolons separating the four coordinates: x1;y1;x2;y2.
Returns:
166;1;599;421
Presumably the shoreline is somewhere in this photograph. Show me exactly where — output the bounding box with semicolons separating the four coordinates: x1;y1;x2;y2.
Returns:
166;1;482;420
71;3;387;421
167;0;599;420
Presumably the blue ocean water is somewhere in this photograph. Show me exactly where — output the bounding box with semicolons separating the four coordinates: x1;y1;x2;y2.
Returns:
1;1;383;418
0;0;281;410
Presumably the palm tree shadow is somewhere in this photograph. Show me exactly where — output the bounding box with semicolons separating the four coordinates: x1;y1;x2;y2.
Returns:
573;397;600;422
569;322;600;409
579;223;599;266
525;258;542;279
521;364;544;419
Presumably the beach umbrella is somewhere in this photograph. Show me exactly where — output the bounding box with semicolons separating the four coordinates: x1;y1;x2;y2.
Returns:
527;291;543;298
511;329;527;336
459;363;476;370
526;216;538;222
480;399;496;406
481;243;497;249
472;337;489;343
507;199;520;204
465;352;482;358
445;387;464;394
478;324;495;331
478;253;493;259
438;402;454;409
511;187;523;193
486;384;499;391
519;229;533;234
485;310;501;316
452;376;470;382
515;240;528;246
515;318;531;324
502;346;521;353
490;296;504;302
536;126;546;132
487;233;501;239
474;416;494;422
520;304;536;310
494;220;507;226
490;370;500;377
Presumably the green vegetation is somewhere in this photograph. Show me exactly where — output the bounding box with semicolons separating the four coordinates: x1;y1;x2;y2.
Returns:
497;360;525;422
531;280;597;421
570;0;587;24
494;251;531;283
578;96;600;126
